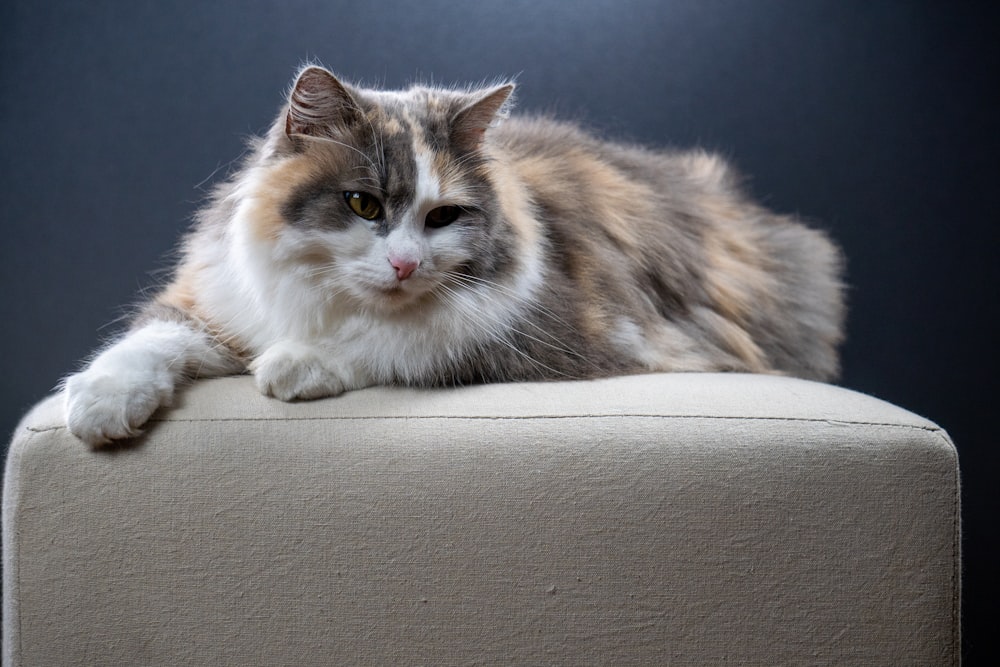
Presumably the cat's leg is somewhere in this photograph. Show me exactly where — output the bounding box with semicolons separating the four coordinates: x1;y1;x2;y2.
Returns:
249;339;371;401
64;320;242;446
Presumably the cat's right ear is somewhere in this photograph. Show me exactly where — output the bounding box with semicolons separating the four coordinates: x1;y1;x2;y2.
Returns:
451;83;516;153
284;66;363;142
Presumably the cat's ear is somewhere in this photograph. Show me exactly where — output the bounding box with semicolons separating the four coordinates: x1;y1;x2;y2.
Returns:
285;66;363;140
451;83;515;152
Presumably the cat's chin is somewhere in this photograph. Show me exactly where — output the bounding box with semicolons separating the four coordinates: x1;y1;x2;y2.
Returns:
367;283;434;313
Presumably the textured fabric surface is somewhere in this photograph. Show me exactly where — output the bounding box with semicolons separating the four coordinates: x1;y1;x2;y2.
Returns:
3;373;960;665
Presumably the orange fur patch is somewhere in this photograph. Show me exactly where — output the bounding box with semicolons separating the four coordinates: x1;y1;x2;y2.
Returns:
578;160;651;253
701;200;778;324
157;267;253;359
158;275;196;313
244;156;318;242
488;155;542;249
514;150;652;258
379;114;405;137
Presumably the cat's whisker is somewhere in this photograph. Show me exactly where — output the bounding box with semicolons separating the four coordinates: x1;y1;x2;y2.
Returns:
435;287;542;377
352;169;381;188
307;135;380;174
196;313;258;369
443;271;583;338
302;264;341;280
439;272;608;373
435;283;580;380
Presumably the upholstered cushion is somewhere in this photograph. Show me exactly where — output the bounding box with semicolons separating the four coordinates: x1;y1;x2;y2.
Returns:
3;373;960;665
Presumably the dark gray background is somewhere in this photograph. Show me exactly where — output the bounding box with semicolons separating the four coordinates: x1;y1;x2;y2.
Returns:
2;0;996;660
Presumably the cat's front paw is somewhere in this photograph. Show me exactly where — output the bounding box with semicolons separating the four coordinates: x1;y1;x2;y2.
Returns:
64;367;173;446
250;341;356;401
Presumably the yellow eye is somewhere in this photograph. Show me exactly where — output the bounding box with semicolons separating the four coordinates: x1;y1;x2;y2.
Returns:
344;191;383;220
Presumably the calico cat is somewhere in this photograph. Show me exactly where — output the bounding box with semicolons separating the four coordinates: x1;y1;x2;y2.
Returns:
64;65;845;446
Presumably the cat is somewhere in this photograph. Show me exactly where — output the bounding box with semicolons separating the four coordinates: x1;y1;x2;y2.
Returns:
63;64;845;446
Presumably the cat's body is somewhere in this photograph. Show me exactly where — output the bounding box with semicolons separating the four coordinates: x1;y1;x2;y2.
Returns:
64;66;844;446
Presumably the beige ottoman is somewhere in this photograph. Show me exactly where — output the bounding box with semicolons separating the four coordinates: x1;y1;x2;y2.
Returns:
3;373;960;665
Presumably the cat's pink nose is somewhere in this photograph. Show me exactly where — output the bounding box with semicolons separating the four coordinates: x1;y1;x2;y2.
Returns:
390;256;419;280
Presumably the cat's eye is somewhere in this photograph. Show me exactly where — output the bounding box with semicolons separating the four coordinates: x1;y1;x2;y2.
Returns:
344;191;383;220
425;205;461;228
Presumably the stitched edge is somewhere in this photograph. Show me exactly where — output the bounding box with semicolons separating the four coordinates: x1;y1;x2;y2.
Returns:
2;426;30;664
934;428;963;666
26;413;949;434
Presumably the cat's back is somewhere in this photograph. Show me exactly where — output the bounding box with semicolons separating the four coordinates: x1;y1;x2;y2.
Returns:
490;115;690;185
488;115;845;382
488;115;729;233
487;114;717;292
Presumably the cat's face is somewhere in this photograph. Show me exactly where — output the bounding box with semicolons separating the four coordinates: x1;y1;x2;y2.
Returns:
239;67;517;314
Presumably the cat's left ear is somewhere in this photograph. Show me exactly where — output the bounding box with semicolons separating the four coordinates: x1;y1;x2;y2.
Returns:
451;84;515;152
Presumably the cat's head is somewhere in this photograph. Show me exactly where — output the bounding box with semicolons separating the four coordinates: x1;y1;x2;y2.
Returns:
235;65;521;314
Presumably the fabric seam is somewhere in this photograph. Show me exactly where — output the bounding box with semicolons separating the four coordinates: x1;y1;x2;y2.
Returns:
3;429;30;665
26;413;947;434
937;429;962;665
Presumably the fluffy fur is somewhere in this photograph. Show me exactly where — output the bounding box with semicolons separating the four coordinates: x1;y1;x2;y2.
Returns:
64;65;845;446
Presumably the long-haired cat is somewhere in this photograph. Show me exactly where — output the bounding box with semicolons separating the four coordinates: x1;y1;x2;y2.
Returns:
64;65;845;446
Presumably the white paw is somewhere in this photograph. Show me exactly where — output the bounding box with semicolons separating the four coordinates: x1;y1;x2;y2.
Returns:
64;366;174;446
250;341;354;401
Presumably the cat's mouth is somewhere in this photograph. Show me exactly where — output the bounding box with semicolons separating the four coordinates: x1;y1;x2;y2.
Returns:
357;264;440;310
372;281;426;308
381;285;407;298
